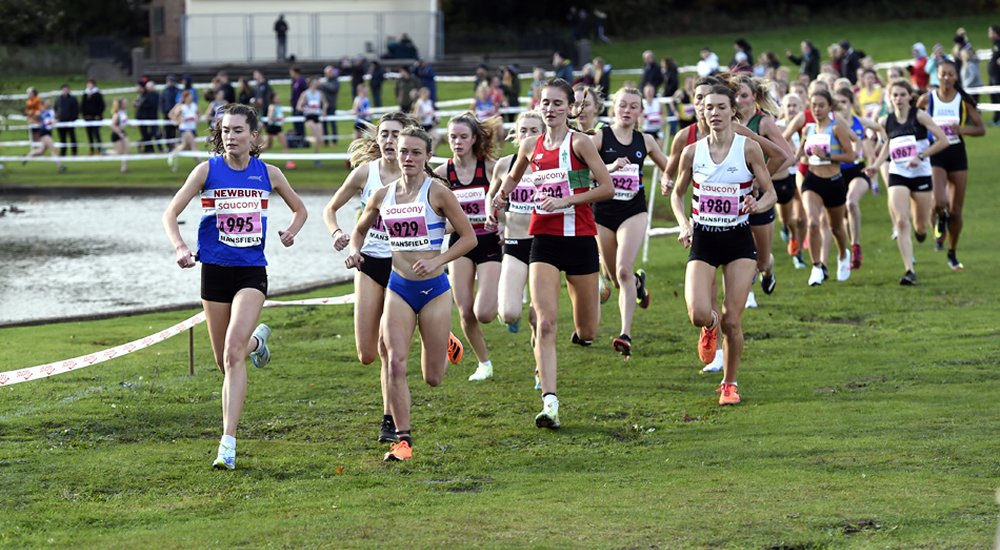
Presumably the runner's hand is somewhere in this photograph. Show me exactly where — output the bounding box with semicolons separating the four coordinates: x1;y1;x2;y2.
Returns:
278;229;295;247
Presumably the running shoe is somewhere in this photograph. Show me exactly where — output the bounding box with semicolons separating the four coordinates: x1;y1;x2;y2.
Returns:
378;417;398;443
716;383;741;406
891;228;898;241
285;161;297;170
58;165;67;174
934;214;947;245
534;371;542;391
702;349;723;373
850;243;862;270
915;232;927;244
745;290;758;309
468;363;493;381
871;179;881;195
635;269;651;309
535;401;560;429
787;238;800;257
598;271;612;304
899;270;917;286
383;440;412;461
570;332;593;347
808;265;824;287
612;334;632;358
836;251;851;282
698;322;719;364
447;332;464;364
249;324;271;368
947;250;964;271
779;224;790;243
761;272;776;295
792;253;807;270
212;442;236;470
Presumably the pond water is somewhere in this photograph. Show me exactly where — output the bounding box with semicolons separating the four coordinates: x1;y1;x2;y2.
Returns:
0;192;358;325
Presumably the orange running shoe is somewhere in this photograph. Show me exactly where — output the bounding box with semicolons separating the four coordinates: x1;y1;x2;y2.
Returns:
448;332;464;364
716;383;741;405
383;439;412;461
697;322;719;364
787;238;800;257
285;161;297;170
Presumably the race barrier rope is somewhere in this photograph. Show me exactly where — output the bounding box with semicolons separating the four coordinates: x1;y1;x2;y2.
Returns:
0;294;355;387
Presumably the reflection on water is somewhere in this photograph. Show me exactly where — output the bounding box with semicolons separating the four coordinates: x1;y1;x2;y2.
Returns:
0;193;358;324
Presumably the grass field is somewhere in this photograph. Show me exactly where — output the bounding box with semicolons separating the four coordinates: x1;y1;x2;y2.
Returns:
2;16;1000;548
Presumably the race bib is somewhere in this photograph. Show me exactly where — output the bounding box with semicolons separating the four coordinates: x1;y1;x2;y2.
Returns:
889;135;918;166
452;187;488;227
805;133;831;166
610;163;641;201
530;168;573;215
381;202;430;250
507;178;536;215
932;116;961;145
695;182;741;227
367;212;389;244
206;188;268;248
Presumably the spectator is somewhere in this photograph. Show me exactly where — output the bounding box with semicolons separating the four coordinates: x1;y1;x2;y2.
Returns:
473;63;490;92
320;65;340;144
414;59;438;103
160;74;180;146
575;63;596;86
55;84;80;156
787;40;820;81
350;56;366;99
826;43;844;76
488;75;507;112
369;60;385;107
216;71;236;104
754;52;781;77
80;79;104;155
910;42;930;92
839;41;862;85
395;65;420;112
594;57;612;96
399;33;418;59
925;43;952;88
594;8;610;43
289;66;307;138
274;15;289;61
182;74;198;104
660;57;679;97
252;70;272;116
952;27;974;74
236;77;255;105
553;51;574;82
640;50;663;92
696;47;720;77
959;48;982;90
135;80;162;153
529;67;546;110
988;25;999;125
731;51;752;73
500;65;521;120
732;38;753;69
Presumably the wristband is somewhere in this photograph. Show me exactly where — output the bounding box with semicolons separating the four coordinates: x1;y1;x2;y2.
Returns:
331;228;343;238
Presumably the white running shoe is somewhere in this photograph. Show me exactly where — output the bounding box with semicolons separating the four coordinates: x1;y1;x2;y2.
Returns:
808;266;824;286
702;349;724;373
468;363;493;381
249;324;271;368
212;443;236;470
535;401;560;429
534;374;542;391
745;290;758;309
836;252;851;282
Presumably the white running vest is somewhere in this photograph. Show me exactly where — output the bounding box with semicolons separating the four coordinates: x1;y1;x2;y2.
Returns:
691;134;753;228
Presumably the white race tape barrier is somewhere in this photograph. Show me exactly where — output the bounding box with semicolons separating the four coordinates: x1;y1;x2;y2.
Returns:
0;294;356;387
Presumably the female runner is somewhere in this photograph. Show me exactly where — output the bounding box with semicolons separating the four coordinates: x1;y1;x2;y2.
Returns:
729;74;795;302
434;112;503;382
591;86;669;357
783;89;855;286
265;92;294;170
323;111;426;443
167;90;199;172
775;93;808;269
870;80;949;285
162;104;308;469
670;85;776;405
296;77;328;167
109;97;130;173
916;60;985;268
491;79;614;429
573;84;605;134
347;126;476;461
833;87;886;270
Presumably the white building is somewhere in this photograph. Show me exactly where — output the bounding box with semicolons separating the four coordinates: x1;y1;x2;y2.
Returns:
168;0;439;64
